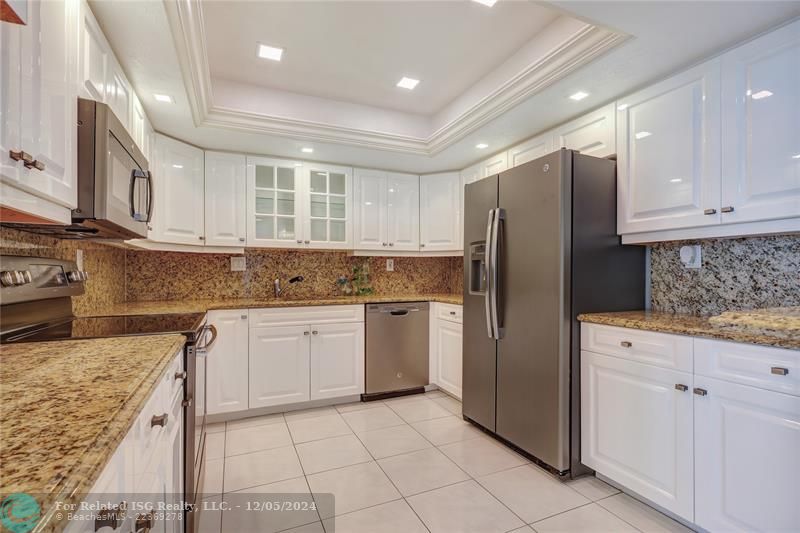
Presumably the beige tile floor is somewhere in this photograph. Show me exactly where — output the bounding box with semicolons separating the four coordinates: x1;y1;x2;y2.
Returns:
198;391;691;533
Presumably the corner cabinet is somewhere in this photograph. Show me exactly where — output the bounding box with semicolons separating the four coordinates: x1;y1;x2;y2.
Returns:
616;59;722;235
420;172;462;252
205;152;246;246
353;168;419;252
150;134;205;245
553;103;616;158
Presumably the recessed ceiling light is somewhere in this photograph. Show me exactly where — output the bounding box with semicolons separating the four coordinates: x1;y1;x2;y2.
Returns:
569;91;589;101
294;162;303;167
751;90;773;100
792;153;800;159
301;147;314;153
476;143;489;149
172;164;184;169
472;0;498;6
669;178;682;183
154;94;173;103
257;44;284;61
396;77;420;90
617;103;629;111
635;131;652;140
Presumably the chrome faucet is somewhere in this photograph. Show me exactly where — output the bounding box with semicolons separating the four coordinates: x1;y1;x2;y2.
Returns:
274;275;304;297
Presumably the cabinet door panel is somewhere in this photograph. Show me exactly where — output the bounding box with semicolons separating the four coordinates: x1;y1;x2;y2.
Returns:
694;376;800;532
721;20;800;223
247;157;304;248
420;172;462;252
436;319;463;400
106;60;130;129
206;310;249;415
481;152;508;178
152;134;205;244
553;103;616;158
353;168;387;250
310;322;364;400
205;152;246;246
79;4;108;101
305;163;353;249
581;351;693;520
508;133;553;169
0;16;22;187
386;172;419;251
460;164;481;186
249;326;310;408
617;60;721;234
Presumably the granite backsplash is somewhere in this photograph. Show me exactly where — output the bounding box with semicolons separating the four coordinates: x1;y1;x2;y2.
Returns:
650;235;800;315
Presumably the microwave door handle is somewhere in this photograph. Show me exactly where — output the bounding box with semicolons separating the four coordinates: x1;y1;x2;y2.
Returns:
484;209;495;339
145;170;154;223
129;169;149;221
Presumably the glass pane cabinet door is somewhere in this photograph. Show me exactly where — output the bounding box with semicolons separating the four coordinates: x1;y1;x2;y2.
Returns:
305;166;351;248
248;158;302;246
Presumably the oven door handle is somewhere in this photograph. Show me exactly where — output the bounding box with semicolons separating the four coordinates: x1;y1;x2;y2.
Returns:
197;324;218;354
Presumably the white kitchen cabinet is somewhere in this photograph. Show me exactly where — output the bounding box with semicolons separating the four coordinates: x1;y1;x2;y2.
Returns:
433;317;463;400
616;60;722;235
249;325;311;408
0;0;77;218
553;103;616;158
420;172;462;252
247;157;305;248
353;168;419;252
720;20;800;224
693;375;800;533
460;164;481;186
77;0;108;102
304;162;353;249
480;152;508;178
130;93;146;153
106;57;131;130
581;350;694;520
309;322;365;400
205;152;246;246
150;134;205;245
508;133;553;169
206;310;249;415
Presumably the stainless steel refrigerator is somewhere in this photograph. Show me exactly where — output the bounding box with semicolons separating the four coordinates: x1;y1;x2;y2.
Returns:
463;149;645;477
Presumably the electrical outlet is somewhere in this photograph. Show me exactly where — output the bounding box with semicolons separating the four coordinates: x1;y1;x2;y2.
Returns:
76;249;84;270
231;256;246;272
679;245;701;269
386;259;394;272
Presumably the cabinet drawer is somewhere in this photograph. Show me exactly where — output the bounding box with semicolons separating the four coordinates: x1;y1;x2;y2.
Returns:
581;323;692;372
249;305;364;327
695;339;800;397
437;303;462;324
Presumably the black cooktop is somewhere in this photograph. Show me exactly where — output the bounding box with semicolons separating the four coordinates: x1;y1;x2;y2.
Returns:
0;313;206;343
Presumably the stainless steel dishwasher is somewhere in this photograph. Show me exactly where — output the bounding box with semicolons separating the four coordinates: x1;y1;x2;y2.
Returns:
365;302;429;399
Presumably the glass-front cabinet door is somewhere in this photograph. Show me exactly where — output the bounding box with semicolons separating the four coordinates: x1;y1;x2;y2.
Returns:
246;157;304;247
303;163;353;249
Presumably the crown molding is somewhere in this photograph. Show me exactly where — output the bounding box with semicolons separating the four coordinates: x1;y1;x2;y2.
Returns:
165;0;626;156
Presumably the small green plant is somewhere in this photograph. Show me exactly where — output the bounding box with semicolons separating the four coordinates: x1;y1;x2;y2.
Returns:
351;260;374;296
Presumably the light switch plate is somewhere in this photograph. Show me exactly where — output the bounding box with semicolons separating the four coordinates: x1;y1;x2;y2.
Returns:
231;256;246;272
75;249;84;270
386;259;394;272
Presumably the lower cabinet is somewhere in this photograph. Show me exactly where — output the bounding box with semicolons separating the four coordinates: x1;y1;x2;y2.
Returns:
206;310;249;415
310;322;365;400
581;350;694;520
249;325;311;408
429;303;463;400
694;376;800;532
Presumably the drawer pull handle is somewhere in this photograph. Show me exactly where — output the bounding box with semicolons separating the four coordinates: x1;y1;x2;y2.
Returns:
303;331;310;336
174;370;187;381
135;512;154;532
720;206;735;213
693;388;708;396
703;208;717;215
675;384;688;392
151;413;168;427
771;367;789;376
620;341;632;348
312;330;319;335
449;311;456;315
95;501;126;531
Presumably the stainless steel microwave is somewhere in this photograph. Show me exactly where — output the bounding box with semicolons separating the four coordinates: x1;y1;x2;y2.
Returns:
2;99;152;239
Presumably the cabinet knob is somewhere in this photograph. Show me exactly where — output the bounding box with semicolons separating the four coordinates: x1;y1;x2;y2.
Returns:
693;388;708;396
94;502;126;531
674;384;688;392
312;330;319;335
389;242;394;246
9;150;32;163
297;240;303;244
239;237;245;242
198;236;205;240
24;159;44;171
174;370;187;381
382;242;388;246
771;367;789;376
720;206;735;213
241;314;247;319
150;413;168;427
703;208;717;215
304;240;310;244
420;243;425;248
303;331;310;336
620;341;632;348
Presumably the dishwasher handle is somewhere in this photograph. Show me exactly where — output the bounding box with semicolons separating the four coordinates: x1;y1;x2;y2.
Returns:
390;310;410;316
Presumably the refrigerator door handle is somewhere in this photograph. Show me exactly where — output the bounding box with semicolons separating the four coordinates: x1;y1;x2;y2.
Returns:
484;209;496;339
489;208;505;339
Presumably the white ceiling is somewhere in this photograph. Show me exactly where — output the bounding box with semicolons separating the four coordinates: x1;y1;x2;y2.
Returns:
204;0;560;115
90;0;800;173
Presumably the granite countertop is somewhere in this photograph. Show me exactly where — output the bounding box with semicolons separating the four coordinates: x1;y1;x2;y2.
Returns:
0;334;187;532
578;310;799;350
81;293;463;317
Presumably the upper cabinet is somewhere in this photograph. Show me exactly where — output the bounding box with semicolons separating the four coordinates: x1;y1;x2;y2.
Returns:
480;152;508;179
205;152;246;246
460;164;481;186
420;172;462;252
553;102;616;158
508;133;553;169
247;157;304;248
354;169;419;252
1;0;78;222
616;60;722;235
720;20;800;224
150;134;205;245
304;163;353;249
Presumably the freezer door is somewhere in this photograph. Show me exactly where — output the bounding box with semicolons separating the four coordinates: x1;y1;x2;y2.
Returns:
496;150;572;473
462;175;498;432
